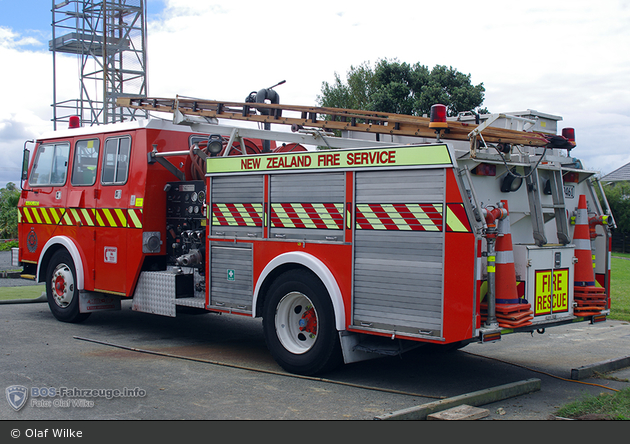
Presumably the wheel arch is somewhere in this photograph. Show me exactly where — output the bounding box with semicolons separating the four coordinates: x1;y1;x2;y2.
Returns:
253;251;346;331
36;236;86;290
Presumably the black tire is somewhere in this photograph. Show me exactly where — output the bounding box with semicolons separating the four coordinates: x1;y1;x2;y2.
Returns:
262;269;342;376
46;250;91;323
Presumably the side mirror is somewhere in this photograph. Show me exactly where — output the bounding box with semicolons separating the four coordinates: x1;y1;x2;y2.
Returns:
21;140;34;186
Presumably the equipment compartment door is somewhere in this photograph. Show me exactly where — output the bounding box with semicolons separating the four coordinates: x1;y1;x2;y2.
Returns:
208;242;254;312
519;245;574;320
352;169;446;338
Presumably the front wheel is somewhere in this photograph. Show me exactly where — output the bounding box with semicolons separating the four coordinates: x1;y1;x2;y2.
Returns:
46;250;91;323
263;270;342;375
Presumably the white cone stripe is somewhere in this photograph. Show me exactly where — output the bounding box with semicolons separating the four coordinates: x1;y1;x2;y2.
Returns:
574;239;591;251
495;250;514;264
575;208;588;224
497;216;511;235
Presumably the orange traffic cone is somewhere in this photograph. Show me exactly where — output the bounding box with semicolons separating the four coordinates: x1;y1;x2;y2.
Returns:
495;200;520;304
574;195;596;287
573;194;606;316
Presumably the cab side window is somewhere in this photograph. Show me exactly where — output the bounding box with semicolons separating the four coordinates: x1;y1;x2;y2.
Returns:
101;136;130;185
29;142;70;186
71;139;100;186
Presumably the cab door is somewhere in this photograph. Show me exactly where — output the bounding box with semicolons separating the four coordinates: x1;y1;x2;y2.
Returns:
68;137;101;291
93;134;131;295
21;141;70;263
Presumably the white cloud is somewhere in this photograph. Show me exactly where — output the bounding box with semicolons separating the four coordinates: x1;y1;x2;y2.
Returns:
0;28;86;187
0;32;51;187
1;0;630;187
0;26;42;47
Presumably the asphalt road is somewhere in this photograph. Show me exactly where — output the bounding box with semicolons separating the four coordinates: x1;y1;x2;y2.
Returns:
1;291;629;421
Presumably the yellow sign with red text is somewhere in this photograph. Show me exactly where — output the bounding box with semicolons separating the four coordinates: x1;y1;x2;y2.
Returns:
534;268;569;316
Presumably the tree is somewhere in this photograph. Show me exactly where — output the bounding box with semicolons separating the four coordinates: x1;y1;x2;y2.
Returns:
317;59;488;117
318;61;377;111
597;181;630;252
0;182;20;239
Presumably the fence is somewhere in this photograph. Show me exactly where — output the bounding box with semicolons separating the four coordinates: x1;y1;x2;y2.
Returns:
611;232;630;254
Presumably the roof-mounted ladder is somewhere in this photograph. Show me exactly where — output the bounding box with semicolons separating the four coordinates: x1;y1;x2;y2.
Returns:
116;96;552;148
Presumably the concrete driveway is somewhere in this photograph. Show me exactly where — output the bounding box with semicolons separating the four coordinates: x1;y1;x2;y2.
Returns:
1;292;629;421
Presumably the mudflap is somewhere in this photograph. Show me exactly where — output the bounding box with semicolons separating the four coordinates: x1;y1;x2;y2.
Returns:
79;291;121;313
339;331;423;364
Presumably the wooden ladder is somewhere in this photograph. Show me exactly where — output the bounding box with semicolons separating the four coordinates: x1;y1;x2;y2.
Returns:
116;96;552;147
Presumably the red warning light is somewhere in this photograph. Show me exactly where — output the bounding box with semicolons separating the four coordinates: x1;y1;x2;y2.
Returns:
472;163;496;176
429;104;448;129
564;172;580;183
562;128;576;146
68;116;81;129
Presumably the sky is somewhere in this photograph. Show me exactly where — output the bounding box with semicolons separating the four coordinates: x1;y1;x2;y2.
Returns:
1;0;629;188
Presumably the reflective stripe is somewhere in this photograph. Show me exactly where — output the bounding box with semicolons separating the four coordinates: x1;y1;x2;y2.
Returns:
446;203;472;232
127;209;143;228
573;238;591;251
40;208;52;225
18;207;142;229
104;209;118;227
213;203;263;227
32;208;43;224
574;208;588;225
356;203;443;231
270;203;343;230
49;208;63;224
495;250;514;264
81;209;94;226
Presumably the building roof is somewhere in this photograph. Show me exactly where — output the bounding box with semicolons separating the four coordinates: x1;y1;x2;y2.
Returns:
601;162;630;182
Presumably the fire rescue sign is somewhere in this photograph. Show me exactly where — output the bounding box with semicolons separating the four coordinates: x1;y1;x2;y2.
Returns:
534;268;569;316
206;144;453;174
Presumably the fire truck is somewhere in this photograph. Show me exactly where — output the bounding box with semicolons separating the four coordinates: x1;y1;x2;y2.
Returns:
16;90;615;375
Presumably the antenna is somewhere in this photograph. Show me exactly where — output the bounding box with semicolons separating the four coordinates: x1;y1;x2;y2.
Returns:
268;80;286;89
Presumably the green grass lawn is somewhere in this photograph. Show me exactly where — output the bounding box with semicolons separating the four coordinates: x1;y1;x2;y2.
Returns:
610;256;630;322
555;387;630;420
0;284;45;300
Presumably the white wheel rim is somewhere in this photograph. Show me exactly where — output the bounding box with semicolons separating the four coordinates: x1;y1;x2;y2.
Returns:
51;263;74;308
275;292;318;354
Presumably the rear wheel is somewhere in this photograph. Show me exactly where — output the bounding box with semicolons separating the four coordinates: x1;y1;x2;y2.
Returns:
46;250;91;323
263;270;342;375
